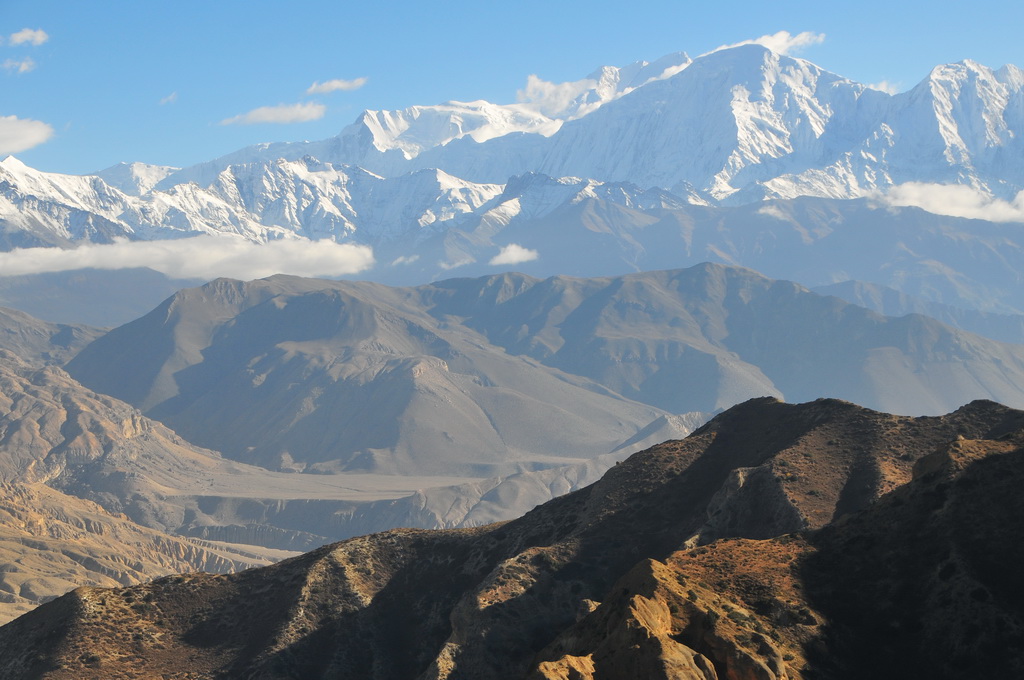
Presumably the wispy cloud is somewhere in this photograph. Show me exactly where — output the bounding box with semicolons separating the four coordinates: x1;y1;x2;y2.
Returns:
866;80;901;95
9;28;48;46
160;91;178;105
438;256;474;270
756;204;789;221
708;31;826;57
873;182;1024;222
220;102;326;125
0;237;375;280
306;77;367;94
2;57;35;74
0;115;54;153
489;243;538;266
516;74;596;118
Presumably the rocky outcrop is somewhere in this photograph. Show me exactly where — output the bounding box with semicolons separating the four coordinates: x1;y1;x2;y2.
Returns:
0;481;287;625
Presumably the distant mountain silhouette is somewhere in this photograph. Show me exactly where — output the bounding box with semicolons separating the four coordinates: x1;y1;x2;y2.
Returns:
66;264;1024;480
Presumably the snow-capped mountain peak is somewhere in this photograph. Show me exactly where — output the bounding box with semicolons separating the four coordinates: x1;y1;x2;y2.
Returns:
3;43;1024;279
515;50;694;121
95;161;180;196
353;100;562;159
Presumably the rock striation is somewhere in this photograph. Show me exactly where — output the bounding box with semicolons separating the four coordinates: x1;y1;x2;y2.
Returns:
0;481;287;625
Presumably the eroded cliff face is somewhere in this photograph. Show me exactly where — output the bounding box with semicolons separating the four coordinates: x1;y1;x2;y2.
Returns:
1;397;1022;679
530;432;1024;680
0;482;283;625
0;349;302;623
529;548;811;680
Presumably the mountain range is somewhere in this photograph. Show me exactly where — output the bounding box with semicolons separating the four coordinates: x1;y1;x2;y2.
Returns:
2;39;1024;673
2;396;1020;678
2;43;1024;331
0;292;699;622
161;45;1024;203
65;263;1024;466
4;258;1024;624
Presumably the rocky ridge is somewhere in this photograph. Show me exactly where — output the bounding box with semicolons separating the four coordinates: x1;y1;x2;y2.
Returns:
0;481;290;625
1;397;1021;678
0;306;102;366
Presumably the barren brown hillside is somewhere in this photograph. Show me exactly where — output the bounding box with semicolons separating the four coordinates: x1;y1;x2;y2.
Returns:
0;397;1021;679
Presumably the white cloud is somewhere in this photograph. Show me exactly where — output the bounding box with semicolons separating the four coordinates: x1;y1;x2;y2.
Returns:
9;28;48;46
756;204;789;221
0;237;375;280
707;31;825;57
391;254;419;265
654;62;691;82
306;77;367;94
866;80;901;95
489;243;539;266
874;182;1024;222
220;102;326;125
438;256;474;271
0;115;54;153
160;91;178;105
516;74;597;118
2;57;35;74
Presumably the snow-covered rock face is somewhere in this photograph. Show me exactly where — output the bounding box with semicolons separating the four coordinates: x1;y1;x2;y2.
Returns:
0;156;138;245
515;45;883;200
387;46;1024;202
880;61;1024;190
193;158;504;242
2;44;1024;257
0;155;285;245
357;103;561;156
151;44;1024;204
0;154;505;247
516;50;693;120
95;162;179;196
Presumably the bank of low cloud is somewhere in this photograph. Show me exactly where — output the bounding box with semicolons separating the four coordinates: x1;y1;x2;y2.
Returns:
0;236;375;281
875;182;1024;223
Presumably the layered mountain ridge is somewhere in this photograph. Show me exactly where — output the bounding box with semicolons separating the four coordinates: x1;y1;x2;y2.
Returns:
6;261;1024;629
65;263;1024;479
1;41;1023;664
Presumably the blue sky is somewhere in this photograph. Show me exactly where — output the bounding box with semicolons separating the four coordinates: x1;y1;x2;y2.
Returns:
3;0;1023;175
